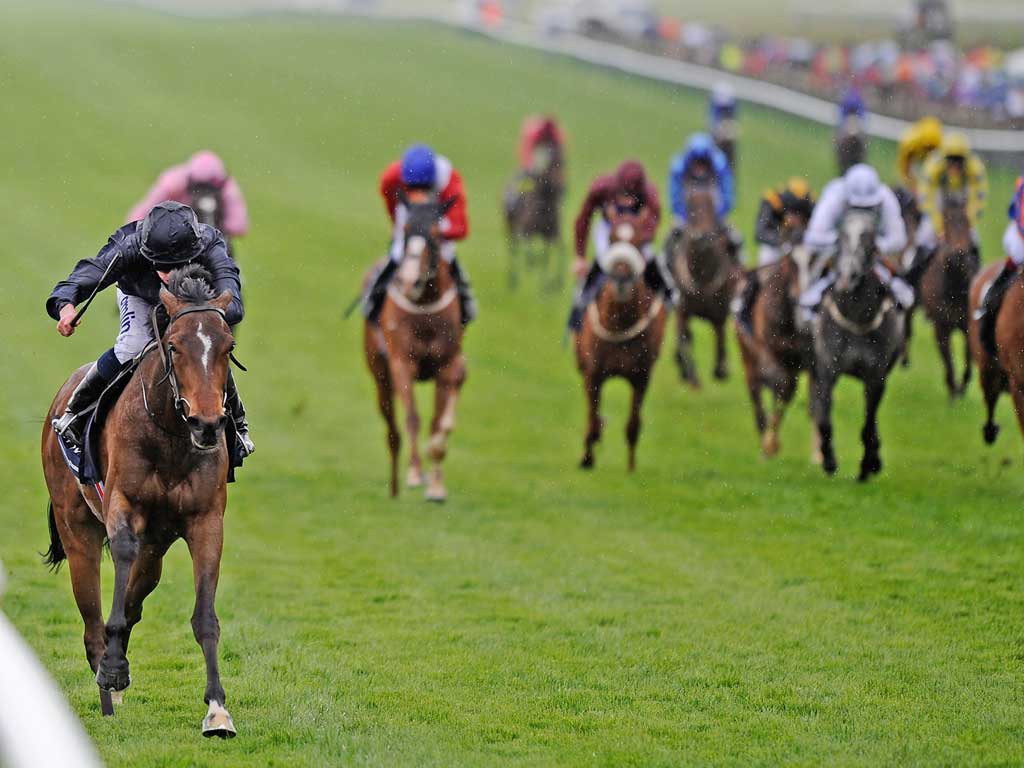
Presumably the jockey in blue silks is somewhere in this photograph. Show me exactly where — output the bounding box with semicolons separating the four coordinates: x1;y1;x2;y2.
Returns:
708;83;738;171
838;87;867;129
668;133;742;262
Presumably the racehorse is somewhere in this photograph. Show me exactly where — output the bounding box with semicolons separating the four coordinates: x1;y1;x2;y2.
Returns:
918;192;978;398
576;209;667;471
713;121;736;173
667;180;740;387
736;210;811;457
810;209;905;480
42;267;239;736
364;191;467;501
503;151;565;293
835;131;866;175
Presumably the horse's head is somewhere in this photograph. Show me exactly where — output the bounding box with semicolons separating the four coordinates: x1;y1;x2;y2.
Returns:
781;209;810;249
187;181;224;228
835;207;878;293
941;190;972;256
597;241;646;303
684;179;718;236
158;266;235;451
396;190;456;300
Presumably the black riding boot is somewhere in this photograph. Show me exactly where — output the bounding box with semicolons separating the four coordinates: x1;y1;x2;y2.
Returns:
726;226;745;266
904;245;936;287
735;270;760;335
567;262;604;332
52;359;114;446
643;256;679;307
225;370;254;458
448;259;477;326
979;261;1018;357
363;259;399;325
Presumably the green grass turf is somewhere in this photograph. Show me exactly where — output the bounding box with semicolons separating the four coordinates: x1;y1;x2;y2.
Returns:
2;2;1024;765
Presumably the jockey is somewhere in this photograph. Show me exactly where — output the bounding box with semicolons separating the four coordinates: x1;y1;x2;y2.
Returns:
799;164;912;317
567;160;676;332
837;87;867;134
127;151;250;239
668;133;741;262
362;144;475;326
909;132;987;278
976;176;1024;355
734;178;816;333
517;114;566;182
708;83;738;164
897;116;943;193
47;201;253;456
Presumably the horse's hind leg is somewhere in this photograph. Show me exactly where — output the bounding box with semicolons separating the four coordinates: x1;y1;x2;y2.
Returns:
979;361;1003;444
764;372;797;458
61;509;108;676
625;377;649;472
372;362;400;497
96;511;139;696
186;512;236;738
960;327;973;395
902;309;914;367
426;356;466;503
858;379;887;482
712;320;729;381
934;323;957;399
580;373;604;469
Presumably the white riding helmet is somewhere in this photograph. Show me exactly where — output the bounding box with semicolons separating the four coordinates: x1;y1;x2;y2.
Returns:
711;82;736;107
844;163;884;208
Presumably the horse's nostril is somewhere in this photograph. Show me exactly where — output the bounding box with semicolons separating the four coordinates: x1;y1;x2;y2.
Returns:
186;416;202;430
217;415;228;430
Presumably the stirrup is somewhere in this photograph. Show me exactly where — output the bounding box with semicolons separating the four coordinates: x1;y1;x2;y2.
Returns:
234;422;255;458
52;410;83;445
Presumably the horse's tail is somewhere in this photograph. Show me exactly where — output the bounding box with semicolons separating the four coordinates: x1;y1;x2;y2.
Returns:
43;499;66;571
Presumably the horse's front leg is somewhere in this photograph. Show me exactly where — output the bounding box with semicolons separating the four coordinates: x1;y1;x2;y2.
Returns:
390;357;423;488
675;306;700;388
426;355;467;502
625;375;650;472
96;499;139;698
713;318;729;381
934;323;957;399
811;363;838;475
186;511;236;738
858;379;887;481
580;371;604;469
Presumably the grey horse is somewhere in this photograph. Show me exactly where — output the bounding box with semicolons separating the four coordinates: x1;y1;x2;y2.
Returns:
810;208;906;481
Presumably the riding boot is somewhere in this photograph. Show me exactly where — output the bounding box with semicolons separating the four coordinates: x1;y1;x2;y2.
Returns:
52;349;119;447
726;225;745;266
735;269;760;334
362;259;399;325
567;262;603;332
979;260;1018;357
448;259;477;326
224;369;254;458
903;245;936;287
643;255;679;307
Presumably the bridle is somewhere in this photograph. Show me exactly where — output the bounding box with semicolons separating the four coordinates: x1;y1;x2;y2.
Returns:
141;304;244;428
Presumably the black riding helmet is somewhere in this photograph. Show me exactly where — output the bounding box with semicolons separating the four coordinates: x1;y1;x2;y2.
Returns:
139;201;204;267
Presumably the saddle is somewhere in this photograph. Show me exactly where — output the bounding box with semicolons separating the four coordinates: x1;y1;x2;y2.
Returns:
57;347;243;489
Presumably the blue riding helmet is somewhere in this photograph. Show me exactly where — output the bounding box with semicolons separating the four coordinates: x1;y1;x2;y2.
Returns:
686;132;717;158
400;144;437;188
839;88;866;119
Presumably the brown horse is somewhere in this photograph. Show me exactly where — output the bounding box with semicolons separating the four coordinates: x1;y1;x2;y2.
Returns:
667;181;741;387
364;192;467;501
967;263;1024;448
42;267;238;736
504;155;565;293
919;193;979;398
835;130;866;175
736;211;811;457
575;209;667;471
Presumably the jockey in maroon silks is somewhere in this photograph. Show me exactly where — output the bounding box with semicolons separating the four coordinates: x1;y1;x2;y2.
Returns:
567;160;677;332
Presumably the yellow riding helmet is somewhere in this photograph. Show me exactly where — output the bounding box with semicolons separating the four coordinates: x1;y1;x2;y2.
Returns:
942;132;970;159
785;177;811;200
914;116;943;150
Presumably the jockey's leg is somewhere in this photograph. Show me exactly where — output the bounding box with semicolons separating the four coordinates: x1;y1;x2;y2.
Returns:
642;245;679;306
725;223;744;265
872;262;915;309
362;252;400;325
798;274;835;325
446;249;477;326
567;262;605;332
978;224;1024;355
735;245;780;332
224;369;254;458
905;216;938;285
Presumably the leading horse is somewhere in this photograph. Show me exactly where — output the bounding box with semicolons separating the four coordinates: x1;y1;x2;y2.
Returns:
666;180;740;387
918;192;978;398
42;266;239;736
364;192;467;501
575;209;667;471
810;210;905;480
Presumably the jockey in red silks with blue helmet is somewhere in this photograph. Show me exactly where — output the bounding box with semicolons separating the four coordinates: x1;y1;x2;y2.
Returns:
977;175;1024;355
361;144;476;325
667;133;743;262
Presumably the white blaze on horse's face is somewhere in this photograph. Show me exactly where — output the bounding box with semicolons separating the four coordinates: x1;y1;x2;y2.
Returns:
196;322;213;375
616;223;635;244
837;209;876;288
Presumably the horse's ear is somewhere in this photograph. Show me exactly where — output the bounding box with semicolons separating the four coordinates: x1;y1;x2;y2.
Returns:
211;290;233;313
439;196;457;217
160;287;183;318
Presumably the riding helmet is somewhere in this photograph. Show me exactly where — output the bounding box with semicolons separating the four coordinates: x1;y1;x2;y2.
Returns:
401;144;437;188
844;164;884;208
615;160;647;198
139;201;204;267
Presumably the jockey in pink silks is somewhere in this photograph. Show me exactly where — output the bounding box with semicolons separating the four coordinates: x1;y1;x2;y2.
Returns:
127;151;250;238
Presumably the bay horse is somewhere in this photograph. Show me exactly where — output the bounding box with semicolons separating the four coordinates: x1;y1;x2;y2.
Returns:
667;180;741;387
503;152;565;293
42;266;238;736
575;209;667;471
967;263;1024;449
364;191;467;501
810;209;905;480
918;192;979;398
736;210;811;457
835;130;866;175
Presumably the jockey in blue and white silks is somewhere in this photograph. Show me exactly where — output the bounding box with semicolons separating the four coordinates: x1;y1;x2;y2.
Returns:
668;133;742;261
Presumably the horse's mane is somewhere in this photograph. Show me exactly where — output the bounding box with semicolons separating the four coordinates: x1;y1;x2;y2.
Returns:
167;264;217;304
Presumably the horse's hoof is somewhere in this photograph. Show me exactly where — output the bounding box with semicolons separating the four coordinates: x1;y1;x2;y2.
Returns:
761;432;780;458
425;486;447;503
713;367;729;381
580;455;594;470
110;690;124;705
406;466;424;488
983;422;1000;445
202;701;237;739
822;457;838;476
96;659;130;693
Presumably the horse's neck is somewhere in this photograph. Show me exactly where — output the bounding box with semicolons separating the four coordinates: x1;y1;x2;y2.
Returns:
833;272;885;322
600;282;652;330
416;262;453;304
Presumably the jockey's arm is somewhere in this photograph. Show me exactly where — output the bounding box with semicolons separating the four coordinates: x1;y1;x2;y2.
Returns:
378;162;403;223
220;177;250;237
573;184;605;258
198;233;245;325
876;189;908;257
802;181;843;253
46;225;136;323
969;158;988;225
438;170;469;242
754;198;782;246
668;154;687;221
717;158;735;218
639;183;661;244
